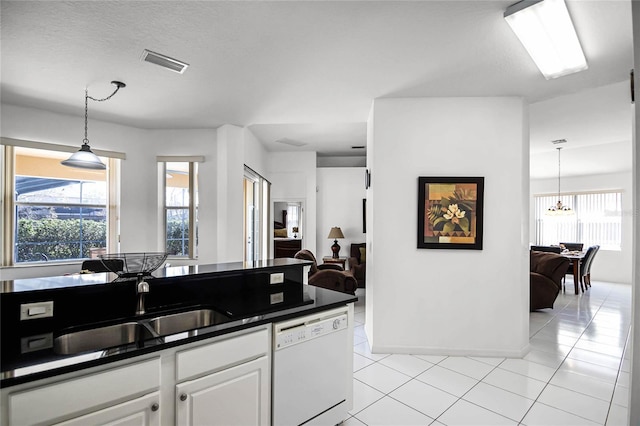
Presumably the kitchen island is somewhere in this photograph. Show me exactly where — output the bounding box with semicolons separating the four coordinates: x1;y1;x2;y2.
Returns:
0;258;357;425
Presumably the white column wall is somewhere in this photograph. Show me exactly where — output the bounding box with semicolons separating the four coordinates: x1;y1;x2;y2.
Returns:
213;125;245;263
530;172;633;284
316;167;366;260
366;97;530;356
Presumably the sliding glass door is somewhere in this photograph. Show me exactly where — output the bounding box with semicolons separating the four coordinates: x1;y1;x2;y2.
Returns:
243;167;270;262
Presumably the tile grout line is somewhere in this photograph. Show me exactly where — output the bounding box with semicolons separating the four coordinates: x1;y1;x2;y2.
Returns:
349;283;630;426
518;284;621;425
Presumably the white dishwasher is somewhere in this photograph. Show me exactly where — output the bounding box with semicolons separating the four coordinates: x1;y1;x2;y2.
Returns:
272;306;351;426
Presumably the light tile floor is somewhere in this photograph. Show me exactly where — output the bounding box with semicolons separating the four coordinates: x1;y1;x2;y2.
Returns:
346;280;632;426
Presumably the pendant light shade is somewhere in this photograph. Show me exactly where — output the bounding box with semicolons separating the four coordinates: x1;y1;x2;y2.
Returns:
61;142;106;169
62;81;126;170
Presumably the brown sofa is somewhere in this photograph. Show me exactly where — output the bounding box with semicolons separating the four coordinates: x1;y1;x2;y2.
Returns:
530;251;570;311
294;250;357;295
348;243;366;288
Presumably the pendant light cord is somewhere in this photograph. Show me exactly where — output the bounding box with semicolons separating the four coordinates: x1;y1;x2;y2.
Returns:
83;82;125;145
83;89;89;144
557;147;562;200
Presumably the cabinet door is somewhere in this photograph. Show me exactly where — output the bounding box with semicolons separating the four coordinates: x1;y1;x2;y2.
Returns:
176;356;269;426
53;391;160;426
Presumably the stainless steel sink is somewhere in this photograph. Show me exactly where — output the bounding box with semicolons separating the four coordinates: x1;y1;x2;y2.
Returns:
147;309;230;336
54;322;155;355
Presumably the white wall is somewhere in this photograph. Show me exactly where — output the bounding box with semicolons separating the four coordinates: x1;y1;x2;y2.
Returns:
267;152;317;256
316;168;366;261
366;97;530;357
0;104;267;279
629;1;639;421
213;125;245;263
244;128;269;179
530;172;633;284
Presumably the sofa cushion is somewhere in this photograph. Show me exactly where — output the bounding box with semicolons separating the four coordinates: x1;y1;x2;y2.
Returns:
530;251;570;284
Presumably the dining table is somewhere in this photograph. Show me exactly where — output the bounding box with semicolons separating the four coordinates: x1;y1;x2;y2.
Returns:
561;250;586;294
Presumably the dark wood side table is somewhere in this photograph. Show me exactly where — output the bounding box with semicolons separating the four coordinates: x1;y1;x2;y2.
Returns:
322;256;348;269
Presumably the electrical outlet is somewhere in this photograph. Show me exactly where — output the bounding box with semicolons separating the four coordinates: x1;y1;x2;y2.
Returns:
20;301;54;320
270;273;285;284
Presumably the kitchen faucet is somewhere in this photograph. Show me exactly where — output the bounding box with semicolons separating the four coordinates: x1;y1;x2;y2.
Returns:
135;274;149;315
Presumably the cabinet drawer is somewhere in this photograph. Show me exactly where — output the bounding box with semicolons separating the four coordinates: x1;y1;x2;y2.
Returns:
176;328;269;381
53;391;160;426
9;358;160;426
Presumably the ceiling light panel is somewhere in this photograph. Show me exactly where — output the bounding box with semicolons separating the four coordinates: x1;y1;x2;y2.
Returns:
504;0;587;79
140;49;189;74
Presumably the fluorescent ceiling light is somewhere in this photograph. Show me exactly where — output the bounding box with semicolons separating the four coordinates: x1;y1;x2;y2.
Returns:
504;0;587;79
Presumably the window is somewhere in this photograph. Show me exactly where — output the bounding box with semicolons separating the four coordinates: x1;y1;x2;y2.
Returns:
2;143;120;265
159;159;200;258
533;191;622;250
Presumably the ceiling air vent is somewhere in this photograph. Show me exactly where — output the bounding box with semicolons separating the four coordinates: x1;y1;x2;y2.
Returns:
140;49;189;74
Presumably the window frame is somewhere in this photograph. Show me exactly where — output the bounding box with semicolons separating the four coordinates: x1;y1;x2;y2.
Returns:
533;190;623;251
158;157;201;259
1;141;122;266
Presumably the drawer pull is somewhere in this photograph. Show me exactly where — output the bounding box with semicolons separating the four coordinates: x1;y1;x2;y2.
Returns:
180;393;188;402
151;403;159;412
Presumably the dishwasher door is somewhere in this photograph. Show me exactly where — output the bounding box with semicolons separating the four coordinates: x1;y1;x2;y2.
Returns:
272;307;350;426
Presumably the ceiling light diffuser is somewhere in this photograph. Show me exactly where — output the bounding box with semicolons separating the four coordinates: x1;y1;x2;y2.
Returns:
504;0;587;79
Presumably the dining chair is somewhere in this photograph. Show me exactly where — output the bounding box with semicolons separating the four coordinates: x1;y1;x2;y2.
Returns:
560;242;584;285
580;245;600;290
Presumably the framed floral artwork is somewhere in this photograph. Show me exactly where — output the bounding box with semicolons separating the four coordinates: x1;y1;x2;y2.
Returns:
417;176;484;250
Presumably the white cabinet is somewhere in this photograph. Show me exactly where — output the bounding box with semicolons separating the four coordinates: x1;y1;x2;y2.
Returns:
174;327;270;425
1;326;271;426
6;358;160;426
176;356;270;426
54;391;160;426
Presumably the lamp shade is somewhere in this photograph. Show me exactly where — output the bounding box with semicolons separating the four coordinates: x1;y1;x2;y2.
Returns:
61;144;106;170
327;227;345;239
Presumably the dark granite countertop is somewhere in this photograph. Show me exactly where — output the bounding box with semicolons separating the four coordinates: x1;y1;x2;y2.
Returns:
1;259;357;388
1;258;310;293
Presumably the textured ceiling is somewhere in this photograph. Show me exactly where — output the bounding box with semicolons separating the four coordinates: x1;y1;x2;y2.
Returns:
0;0;634;170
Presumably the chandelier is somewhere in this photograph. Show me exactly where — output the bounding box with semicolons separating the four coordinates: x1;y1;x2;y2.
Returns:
546;142;574;215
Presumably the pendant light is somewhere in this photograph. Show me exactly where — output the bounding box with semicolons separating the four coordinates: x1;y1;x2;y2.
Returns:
61;81;126;170
546;140;574;215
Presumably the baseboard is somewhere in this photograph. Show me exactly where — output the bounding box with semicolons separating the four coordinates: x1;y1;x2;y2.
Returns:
370;343;531;359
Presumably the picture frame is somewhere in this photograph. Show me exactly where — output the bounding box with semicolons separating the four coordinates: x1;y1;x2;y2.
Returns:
417;176;484;250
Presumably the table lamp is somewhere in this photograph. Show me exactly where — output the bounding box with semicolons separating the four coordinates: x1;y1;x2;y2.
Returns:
327;227;345;259
292;227;299;238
